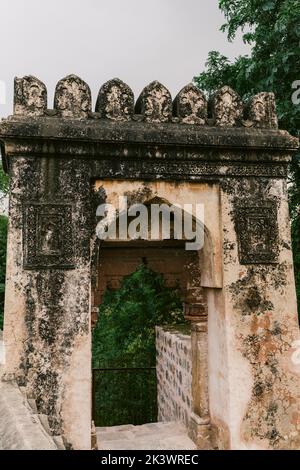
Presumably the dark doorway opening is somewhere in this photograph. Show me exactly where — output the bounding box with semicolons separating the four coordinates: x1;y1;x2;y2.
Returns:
91;239;205;427
92;366;157;427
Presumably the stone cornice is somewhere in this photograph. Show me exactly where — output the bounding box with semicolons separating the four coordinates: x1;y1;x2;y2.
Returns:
0;116;298;151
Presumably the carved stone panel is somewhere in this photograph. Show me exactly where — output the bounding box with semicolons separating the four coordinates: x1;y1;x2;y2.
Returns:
23;203;75;269
235;203;279;264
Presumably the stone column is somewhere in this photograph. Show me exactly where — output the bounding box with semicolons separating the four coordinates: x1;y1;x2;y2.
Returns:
188;320;212;449
217;178;300;449
1;76;94;449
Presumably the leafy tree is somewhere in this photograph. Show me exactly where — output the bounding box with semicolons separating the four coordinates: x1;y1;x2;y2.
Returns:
92;264;185;368
92;264;187;426
194;0;300;309
0;162;9;204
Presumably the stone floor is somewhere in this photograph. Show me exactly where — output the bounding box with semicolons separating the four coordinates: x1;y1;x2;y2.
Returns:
96;421;197;450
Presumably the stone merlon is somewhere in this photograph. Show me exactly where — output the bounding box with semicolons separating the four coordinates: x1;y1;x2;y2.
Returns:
0;76;298;168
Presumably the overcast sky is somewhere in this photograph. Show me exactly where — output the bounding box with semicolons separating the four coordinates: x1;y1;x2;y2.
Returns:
0;0;250;117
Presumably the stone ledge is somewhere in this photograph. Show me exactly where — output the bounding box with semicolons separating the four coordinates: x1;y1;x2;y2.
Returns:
0;377;58;450
0;117;298;152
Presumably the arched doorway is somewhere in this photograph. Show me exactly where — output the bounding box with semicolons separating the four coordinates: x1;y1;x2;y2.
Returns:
90;180;222;448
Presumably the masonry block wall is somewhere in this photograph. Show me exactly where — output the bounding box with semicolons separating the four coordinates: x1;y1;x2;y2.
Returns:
156;326;192;427
92;243;207;326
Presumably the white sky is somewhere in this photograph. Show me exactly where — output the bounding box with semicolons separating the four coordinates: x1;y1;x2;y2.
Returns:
0;0;250;117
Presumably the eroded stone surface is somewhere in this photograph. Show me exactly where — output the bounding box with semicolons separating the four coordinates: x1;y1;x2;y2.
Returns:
95;78;134;121
96;422;197;450
10;77;285;130
173;84;207;125
0;378;58;450
246;92;278;129
209;86;243;127
0;77;299;451
135;81;172;122
14;76;47;116
221;177;300;450
54;75;91;118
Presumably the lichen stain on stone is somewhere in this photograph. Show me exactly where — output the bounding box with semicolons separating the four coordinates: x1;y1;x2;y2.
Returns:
222;226;237;266
124;183;154;206
239;321;299;448
18;267;89;435
228;268;277;317
237;309;299;447
227;259;300;448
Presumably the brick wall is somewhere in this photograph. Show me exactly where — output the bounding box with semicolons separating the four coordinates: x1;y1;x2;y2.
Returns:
92;242;206;326
155;325;192;427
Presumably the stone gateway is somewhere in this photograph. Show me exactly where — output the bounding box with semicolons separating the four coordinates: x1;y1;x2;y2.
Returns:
0;75;299;450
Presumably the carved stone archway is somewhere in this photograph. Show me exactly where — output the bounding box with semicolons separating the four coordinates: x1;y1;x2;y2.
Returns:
0;76;299;450
90;184;216;448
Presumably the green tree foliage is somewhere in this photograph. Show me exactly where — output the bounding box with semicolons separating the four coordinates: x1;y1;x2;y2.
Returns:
194;0;300;308
92;264;185;368
0;166;8;197
0;215;8;330
92;264;187;426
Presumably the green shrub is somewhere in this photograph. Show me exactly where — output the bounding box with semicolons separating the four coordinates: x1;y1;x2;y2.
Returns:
92;264;187;426
92;264;185;368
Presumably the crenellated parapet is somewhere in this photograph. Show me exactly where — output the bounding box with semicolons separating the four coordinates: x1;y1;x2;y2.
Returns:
12;75;279;129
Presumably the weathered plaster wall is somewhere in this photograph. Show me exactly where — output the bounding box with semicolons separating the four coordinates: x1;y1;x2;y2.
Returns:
207;288;231;449
94;179;222;290
219;178;300;449
156;326;192;427
0;375;59;450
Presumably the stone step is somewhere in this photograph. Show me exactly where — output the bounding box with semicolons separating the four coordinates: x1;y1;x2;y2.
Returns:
96;421;196;450
96;430;134;441
97;424;135;433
